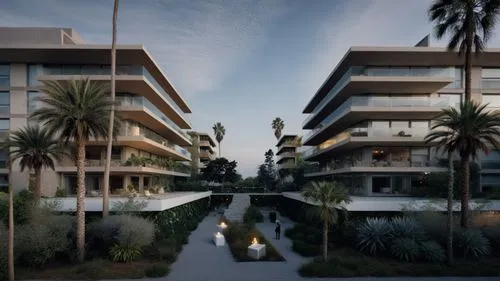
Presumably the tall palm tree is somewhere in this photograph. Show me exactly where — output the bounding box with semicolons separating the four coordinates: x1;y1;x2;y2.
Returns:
103;0;120;218
425;137;456;265
302;181;351;261
2;125;64;207
429;0;500;101
272;117;285;140
212;122;225;157
31;78;116;262
7;153;13;281
425;101;500;228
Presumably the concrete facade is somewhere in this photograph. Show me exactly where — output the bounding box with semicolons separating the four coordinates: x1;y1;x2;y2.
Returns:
302;37;500;196
0;27;193;195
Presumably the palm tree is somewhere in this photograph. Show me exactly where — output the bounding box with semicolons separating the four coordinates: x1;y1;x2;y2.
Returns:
302;181;351;261
429;0;500;101
212;122;225;157
425;101;500;228
103;0;120;218
272;117;285;140
7;153;13;281
31;78;116;262
2;125;64;207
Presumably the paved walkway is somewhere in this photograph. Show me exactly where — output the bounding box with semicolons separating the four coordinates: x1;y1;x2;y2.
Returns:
121;210;500;281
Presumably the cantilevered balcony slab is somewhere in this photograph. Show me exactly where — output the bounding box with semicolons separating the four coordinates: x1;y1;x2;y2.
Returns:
37;75;191;129
303;76;453;129
54;165;189;177
118;105;191;146
305;136;430;161
305;165;447;177
88;136;190;161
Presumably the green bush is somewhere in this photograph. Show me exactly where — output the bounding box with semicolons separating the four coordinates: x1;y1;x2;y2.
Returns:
88;215;155;257
75;259;106;279
144;263;170;277
109;244;142;262
390;217;426;241
292;240;321;257
243;206;264;224
0;190;35;226
15;214;74;266
456;229;490;260
0;223;7;281
356;217;392;256
482;225;500;255
420;241;445;262
390;238;420;262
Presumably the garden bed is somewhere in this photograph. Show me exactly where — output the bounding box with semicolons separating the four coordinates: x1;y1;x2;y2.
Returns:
300;248;500;277
223;222;286;262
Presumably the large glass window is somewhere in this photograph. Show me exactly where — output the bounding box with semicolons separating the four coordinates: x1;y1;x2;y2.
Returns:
0;92;9;114
370;121;389;136
27;91;41;113
482;94;500;107
411;148;429;166
0;65;9;88
481;68;500;89
439;93;462;107
28;64;42;86
0;119;9;131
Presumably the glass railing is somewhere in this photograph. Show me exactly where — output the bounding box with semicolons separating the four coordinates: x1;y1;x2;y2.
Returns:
481;161;500;169
0;77;9;88
306;160;440;174
116;95;189;139
121;122;191;159
304;96;449;142
482;79;500;89
31;64;191;125
277;152;295;161
305;66;455;125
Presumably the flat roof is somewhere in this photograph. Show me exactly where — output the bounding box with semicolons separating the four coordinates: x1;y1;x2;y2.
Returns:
303;47;500;113
0;44;191;113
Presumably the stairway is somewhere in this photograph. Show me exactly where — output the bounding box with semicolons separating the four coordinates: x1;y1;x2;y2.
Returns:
224;194;250;222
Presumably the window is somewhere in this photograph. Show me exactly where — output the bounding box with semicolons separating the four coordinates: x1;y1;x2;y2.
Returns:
0;65;9;88
111;147;122;160
0;92;9;114
439;93;462;107
0;119;9;131
28;64;42;86
27;91;41;113
370;121;389;136
482;94;500;107
481;68;500;89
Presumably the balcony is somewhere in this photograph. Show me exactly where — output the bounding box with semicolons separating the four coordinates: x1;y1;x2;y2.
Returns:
116;95;191;146
303;96;450;145
305;160;446;177
35;65;191;129
303;66;454;129
55;158;190;177
200;150;216;161
278;161;296;170
277;152;296;163
482;79;500;90
304;126;431;161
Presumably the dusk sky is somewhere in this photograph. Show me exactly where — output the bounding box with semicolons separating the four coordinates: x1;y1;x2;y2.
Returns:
2;0;500;177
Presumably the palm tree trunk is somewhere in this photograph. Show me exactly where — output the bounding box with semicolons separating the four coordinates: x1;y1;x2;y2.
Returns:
464;30;472;101
323;219;328;261
218;141;221;158
446;152;454;265
103;0;119;218
460;158;470;228
76;140;87;262
8;186;14;281
34;168;41;207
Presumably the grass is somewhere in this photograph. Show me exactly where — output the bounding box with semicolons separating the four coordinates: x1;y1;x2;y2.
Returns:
299;248;500;277
223;222;285;262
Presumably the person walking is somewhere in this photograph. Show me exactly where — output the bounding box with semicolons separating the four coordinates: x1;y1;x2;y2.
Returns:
275;221;281;240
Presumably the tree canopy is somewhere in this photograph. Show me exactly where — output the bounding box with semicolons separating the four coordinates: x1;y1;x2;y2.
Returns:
201;157;241;183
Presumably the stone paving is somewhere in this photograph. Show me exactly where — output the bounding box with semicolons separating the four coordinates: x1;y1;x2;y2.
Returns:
223;194;250;222
116;210;500;281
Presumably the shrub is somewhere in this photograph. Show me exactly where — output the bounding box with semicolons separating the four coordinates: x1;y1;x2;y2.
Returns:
292;240;321;257
455;228;490;260
0;190;35;225
88;215;155;257
109;244;142;262
482;225;500;255
144;263;170;277
390;238;420;262
390;216;426;241
356;217;392;256
243;206;264;224
420;241;445;262
15;214;74;266
159;246;178;263
75;259;106;279
0;223;7;281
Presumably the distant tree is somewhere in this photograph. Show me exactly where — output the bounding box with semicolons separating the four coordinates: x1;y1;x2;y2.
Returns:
240;177;258;187
187;132;200;175
201;157;240;183
257;164;274;188
271;117;285;140
212;122;225;157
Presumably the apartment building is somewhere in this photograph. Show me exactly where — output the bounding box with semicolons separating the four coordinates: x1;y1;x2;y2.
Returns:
276;135;300;172
0;27;193;195
301;36;500;196
187;131;217;173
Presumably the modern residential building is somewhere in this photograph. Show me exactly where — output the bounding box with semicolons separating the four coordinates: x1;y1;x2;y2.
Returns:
0;27;193;195
301;36;500;196
187;131;217;173
276;135;301;172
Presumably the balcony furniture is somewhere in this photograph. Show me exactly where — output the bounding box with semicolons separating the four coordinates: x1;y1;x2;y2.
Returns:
248;243;266;259
213;232;225;247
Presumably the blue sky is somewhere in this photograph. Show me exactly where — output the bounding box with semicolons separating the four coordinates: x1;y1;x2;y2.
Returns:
2;0;500;177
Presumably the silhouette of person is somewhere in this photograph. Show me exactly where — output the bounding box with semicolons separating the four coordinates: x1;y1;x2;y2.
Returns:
275;221;281;240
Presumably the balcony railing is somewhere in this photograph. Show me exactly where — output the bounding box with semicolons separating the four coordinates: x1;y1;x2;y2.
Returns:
304;96;448;142
306;66;455;120
116;95;189;139
63;158;191;174
306;160;440;174
482;79;500;89
277;152;295;161
30;64;191;125
481;161;500;169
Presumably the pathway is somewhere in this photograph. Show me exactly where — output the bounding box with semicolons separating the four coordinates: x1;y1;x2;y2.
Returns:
223;194;250;222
